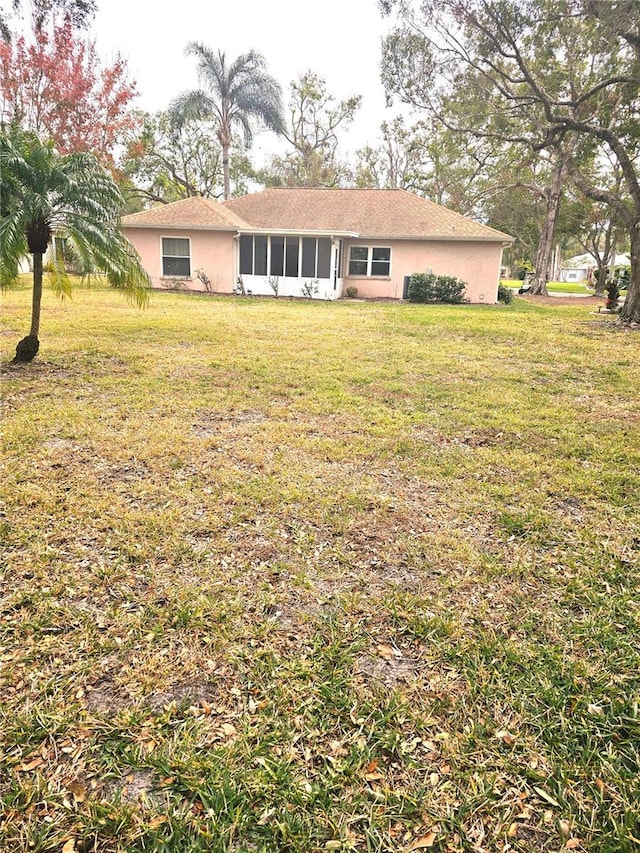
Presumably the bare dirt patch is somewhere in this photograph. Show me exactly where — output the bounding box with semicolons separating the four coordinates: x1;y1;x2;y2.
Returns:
85;679;130;715
520;294;604;306
144;679;219;711
103;769;166;806
355;653;419;687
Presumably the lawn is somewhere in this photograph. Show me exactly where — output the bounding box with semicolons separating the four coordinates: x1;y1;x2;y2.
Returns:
1;281;639;853
501;280;595;295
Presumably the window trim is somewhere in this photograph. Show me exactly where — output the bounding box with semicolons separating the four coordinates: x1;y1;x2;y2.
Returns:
161;235;191;278
347;245;392;278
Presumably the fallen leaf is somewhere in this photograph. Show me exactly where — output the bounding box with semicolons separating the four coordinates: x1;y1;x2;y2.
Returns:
16;757;43;772
148;815;167;828
496;730;516;746
257;807;275;825
61;840;76;853
349;705;365;725
220;723;237;737
67;782;86;803
364;770;385;781
565;839;582;849
376;644;395;660
595;778;607;797
533;786;560;807
507;822;518;838
587;703;605;718
559;819;571;839
410;830;437;849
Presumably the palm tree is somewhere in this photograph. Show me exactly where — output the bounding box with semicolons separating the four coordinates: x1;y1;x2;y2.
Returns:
173;44;285;199
0;128;149;363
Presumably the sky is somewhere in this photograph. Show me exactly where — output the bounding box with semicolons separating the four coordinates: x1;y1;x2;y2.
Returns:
90;0;402;163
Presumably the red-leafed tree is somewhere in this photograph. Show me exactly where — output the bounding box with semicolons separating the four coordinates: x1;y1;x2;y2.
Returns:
0;17;136;166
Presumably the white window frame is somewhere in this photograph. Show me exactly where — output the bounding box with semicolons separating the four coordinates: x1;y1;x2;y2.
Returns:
348;245;392;278
161;236;191;278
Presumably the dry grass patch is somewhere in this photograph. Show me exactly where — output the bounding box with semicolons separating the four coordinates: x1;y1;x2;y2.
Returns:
1;282;639;852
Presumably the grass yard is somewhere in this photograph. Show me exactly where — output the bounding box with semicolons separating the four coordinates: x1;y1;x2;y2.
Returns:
1;281;639;853
501;280;595;295
544;283;594;295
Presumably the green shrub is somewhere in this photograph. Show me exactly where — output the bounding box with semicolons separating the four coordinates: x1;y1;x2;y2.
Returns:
407;273;469;304
346;285;358;298
497;282;513;304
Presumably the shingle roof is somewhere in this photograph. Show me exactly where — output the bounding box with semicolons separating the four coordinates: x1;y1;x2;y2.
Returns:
224;188;512;242
121;195;251;231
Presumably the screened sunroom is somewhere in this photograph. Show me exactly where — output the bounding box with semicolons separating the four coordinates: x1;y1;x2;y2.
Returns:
236;232;350;300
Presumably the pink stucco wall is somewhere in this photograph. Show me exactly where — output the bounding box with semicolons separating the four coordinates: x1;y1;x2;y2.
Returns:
123;227;236;293
124;228;506;303
343;239;506;303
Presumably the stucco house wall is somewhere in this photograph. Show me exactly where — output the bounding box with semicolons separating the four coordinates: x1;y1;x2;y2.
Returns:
122;190;512;304
123;227;236;293
343;239;505;303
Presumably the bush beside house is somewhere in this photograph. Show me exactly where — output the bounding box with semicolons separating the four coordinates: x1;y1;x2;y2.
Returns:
408;273;469;304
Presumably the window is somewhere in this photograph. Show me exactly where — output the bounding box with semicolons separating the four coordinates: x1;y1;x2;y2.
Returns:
162;237;191;277
349;246;368;276
348;246;391;277
270;236;284;276
317;238;331;278
302;237;316;278
239;235;253;275
371;247;391;276
240;234;269;275
285;237;299;277
254;235;268;276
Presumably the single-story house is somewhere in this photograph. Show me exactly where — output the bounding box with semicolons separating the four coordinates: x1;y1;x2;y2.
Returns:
560;253;631;283
121;188;512;303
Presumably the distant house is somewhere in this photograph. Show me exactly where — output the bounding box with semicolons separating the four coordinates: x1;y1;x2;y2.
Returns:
121;188;512;304
560;252;631;283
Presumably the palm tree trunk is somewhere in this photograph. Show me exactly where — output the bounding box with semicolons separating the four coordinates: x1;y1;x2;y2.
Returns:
12;252;42;363
30;252;43;337
222;142;231;200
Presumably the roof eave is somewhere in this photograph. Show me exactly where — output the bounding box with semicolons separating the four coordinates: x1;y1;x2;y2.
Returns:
235;227;358;238
355;234;514;243
121;222;244;232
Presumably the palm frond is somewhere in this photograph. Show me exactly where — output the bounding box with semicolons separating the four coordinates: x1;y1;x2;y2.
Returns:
178;44;285;147
1;126;150;307
170;90;219;126
49;256;72;301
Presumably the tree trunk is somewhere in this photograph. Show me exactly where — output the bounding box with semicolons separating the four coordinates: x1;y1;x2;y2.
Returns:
595;261;608;297
594;227;614;297
619;224;640;323
530;153;569;295
222;143;230;200
30;252;43;337
13;252;43;363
